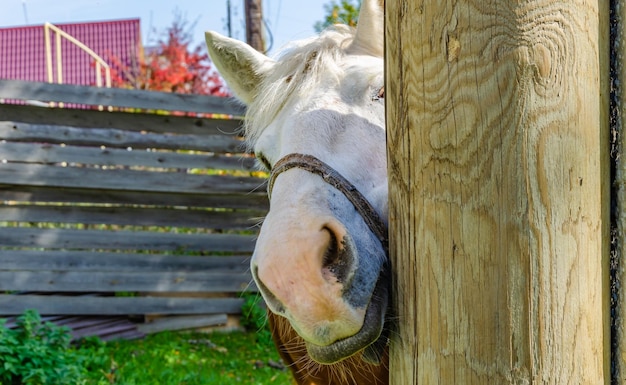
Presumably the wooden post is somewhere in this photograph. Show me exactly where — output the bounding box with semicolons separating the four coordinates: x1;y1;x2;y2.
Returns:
615;0;626;382
244;0;265;52
385;1;610;383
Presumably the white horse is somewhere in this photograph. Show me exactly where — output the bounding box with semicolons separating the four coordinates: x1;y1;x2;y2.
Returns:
206;0;388;383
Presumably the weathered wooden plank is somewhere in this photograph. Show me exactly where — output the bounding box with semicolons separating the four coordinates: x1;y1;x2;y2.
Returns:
0;163;266;194
0;79;245;116
0;142;257;171
0;271;255;293
0;227;257;252
0;294;245;315
137;314;228;334
140;315;228;334
0;186;269;210
0;251;250;272
68;318;143;341
0;122;245;153
0;104;244;135
0;204;263;230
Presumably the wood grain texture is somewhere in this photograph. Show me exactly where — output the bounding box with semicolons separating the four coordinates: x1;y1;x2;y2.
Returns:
0;163;265;194
0;227;257;252
0;295;245;316
0;204;262;229
0;79;245;116
0;186;268;210
0;251;250;272
0;121;244;153
0;271;254;293
137;314;229;333
615;0;626;381
0;104;243;136
0;142;256;171
385;1;609;383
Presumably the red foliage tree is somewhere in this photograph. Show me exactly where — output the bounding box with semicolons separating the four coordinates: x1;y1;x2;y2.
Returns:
109;16;229;96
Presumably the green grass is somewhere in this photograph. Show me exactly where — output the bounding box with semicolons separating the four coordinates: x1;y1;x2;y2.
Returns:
80;331;293;385
0;309;293;385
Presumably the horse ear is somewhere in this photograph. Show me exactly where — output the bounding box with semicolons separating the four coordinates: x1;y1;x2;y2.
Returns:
349;0;384;57
205;31;275;104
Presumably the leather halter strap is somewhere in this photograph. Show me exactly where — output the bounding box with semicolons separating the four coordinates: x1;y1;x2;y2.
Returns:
267;153;389;254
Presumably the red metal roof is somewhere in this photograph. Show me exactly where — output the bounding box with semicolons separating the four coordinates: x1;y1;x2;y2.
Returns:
0;19;141;86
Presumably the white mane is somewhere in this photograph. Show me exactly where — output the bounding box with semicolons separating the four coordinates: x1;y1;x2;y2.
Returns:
244;25;357;149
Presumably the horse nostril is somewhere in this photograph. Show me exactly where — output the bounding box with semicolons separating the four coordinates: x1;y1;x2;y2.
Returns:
321;226;352;284
252;263;286;314
322;226;339;268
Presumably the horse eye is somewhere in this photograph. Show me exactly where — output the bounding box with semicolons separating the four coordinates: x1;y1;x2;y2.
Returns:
256;153;271;170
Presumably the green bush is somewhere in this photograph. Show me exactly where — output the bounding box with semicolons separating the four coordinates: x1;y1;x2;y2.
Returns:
0;309;288;385
0;310;89;385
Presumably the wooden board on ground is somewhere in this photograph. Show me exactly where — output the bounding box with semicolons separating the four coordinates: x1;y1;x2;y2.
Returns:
137;314;229;334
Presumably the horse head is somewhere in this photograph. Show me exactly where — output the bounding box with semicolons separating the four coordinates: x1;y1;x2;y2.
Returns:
206;0;388;373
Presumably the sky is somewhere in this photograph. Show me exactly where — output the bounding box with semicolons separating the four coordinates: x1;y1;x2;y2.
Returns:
0;0;329;55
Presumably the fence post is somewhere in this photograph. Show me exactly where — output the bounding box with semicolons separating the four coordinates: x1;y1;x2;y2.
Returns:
615;0;626;382
385;1;610;383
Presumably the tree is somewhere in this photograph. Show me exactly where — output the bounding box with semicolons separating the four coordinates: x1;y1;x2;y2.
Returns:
314;0;361;33
109;15;229;96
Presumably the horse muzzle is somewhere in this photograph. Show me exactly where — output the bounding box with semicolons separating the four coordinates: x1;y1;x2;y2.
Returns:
251;207;389;364
304;262;390;364
251;153;390;364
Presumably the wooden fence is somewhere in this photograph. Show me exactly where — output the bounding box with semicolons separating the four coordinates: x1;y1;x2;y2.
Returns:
0;80;266;328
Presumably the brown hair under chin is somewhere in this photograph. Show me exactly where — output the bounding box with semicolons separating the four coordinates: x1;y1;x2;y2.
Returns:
267;311;389;385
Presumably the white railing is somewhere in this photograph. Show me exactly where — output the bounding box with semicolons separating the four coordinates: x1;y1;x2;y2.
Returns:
43;22;112;88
